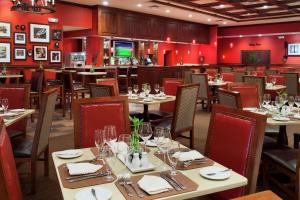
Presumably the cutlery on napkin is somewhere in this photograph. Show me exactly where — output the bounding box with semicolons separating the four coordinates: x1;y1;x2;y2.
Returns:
57;150;81;156
137;175;173;195
172;150;204;162
66;163;103;176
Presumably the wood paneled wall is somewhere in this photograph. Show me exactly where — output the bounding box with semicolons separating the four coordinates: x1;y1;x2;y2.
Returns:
98;7;210;44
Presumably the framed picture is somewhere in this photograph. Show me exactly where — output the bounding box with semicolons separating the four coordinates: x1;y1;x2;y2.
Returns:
14;48;26;60
0;22;11;38
52;29;62;40
33;46;48;61
288;43;300;56
0;43;11;63
14;32;26;45
50;50;61;63
30;23;50;43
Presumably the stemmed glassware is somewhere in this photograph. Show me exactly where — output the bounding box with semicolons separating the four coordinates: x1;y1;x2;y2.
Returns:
275;96;282;113
154;127;162;154
2;98;8;113
94;129;105;160
154;84;160;94
156;128;171;171
139;122;153;152
128;87;133;98
118;134;131;175
167;140;181;175
133;84;139;95
288;96;295;113
263;94;271;106
103;125;117;181
159;87;165;96
295;96;300;114
271;78;277;86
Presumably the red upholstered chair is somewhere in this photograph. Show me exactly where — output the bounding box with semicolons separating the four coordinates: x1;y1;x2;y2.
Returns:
267;75;285;85
206;105;267;199
96;78;119;96
0;84;30;138
160;78;183;113
0;121;23;200
221;72;235;82
73;96;131;148
252;70;265;77
229;83;259;108
206;68;218;78
256;66;266;71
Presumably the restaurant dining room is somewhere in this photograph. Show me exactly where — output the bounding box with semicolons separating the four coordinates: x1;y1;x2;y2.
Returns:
2;0;300;199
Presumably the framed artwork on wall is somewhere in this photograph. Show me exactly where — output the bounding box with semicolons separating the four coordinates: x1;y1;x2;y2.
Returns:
0;43;11;63
0;22;11;38
14;32;26;45
50;50;61;63
33;45;48;61
30;23;50;43
287;43;300;56
14;48;27;60
52;29;62;40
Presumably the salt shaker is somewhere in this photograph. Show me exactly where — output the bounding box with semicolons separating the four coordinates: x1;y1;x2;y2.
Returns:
141;152;149;167
132;153;140;169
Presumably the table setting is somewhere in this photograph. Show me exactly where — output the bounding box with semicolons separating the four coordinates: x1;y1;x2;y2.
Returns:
127;84;170;103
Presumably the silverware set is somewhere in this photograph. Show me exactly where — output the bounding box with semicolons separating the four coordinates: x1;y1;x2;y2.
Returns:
66;172;108;182
160;171;186;191
118;175;146;197
182;158;208;167
206;168;231;176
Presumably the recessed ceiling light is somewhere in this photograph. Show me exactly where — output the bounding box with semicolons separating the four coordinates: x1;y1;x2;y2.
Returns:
240;35;243;38
219;4;225;8
258;34;262;37
223;21;227;25
188;14;193;18
102;1;109;6
207;18;212;22
137;3;142;7
166;9;170;13
262;5;268;9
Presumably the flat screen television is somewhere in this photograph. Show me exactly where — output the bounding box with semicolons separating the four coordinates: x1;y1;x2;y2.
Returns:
113;41;133;57
288;43;300;56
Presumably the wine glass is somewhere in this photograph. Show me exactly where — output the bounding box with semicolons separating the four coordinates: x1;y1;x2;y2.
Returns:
133;84;139;94
128;87;133;98
145;84;151;97
159;87;165;96
157;128;171;171
2;98;8;113
94;129;105;160
103;145;115;182
288;96;295;111
271;78;277;86
275;96;283;113
167;141;181;175
118;134;131;174
154;127;163;154
139;122;153;152
295;96;300;114
263;93;271;106
154;84;160;94
103;125;117;153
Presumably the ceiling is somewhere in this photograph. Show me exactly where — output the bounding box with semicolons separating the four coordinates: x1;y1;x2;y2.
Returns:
60;0;300;27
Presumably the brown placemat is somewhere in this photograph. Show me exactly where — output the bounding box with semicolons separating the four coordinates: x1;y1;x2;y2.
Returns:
57;160;117;189
90;147;150;157
154;148;214;170
115;171;198;200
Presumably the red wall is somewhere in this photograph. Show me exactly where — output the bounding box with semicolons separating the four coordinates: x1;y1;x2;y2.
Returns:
0;0;92;66
218;22;300;64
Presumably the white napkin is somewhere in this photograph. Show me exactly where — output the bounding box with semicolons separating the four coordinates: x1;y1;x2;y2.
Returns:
138;175;172;195
10;108;25;113
57;150;81;156
66;163;103;175
0;112;18;117
172;150;204;162
109;141;128;154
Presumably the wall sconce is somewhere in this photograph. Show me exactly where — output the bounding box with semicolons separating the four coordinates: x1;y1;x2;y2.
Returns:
166;37;171;42
175;50;178;55
230;43;233;48
163;49;166;54
188;50;190;55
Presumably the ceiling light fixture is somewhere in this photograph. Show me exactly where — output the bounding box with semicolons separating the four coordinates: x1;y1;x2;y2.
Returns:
207;18;211;22
219;4;225;8
165;9;170;13
103;1;109;6
137;3;142;7
188;14;193;18
262;5;268;9
223;21;227;25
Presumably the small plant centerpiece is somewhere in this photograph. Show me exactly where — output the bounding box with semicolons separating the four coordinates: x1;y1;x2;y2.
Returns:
129;116;143;153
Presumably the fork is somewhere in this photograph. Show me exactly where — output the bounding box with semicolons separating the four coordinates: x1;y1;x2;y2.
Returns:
118;177;134;197
125;176;145;197
206;169;231;176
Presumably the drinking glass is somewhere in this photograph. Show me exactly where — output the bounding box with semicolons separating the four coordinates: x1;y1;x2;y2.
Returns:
154;127;163;154
159;87;165;96
167;141;181;175
133;84;139;94
118;134;131;174
157;128;171;171
94;129;105;160
263;94;271;106
128;87;133;97
288;96;295;111
2;98;8;113
275;96;283;113
103;125;117;153
295;96;300;114
103;145;115;182
154;84;160;94
145;85;151;97
271;78;276;86
139;122;153;152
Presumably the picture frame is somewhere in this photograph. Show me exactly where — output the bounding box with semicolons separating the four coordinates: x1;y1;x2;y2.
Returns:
33;45;48;61
0;22;11;38
14;48;26;60
0;43;11;63
14;32;26;45
30;23;50;43
52;29;62;40
287;43;300;56
50;50;61;63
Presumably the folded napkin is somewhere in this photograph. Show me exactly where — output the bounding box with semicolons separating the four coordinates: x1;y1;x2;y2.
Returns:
109;141;128;154
138;175;172;195
0;112;18;117
66;163;103;175
172;150;204;162
57;150;81;156
10;108;25;113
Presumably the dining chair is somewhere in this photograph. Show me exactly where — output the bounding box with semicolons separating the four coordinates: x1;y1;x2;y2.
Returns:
183;69;193;84
267;75;285;85
0;120;23;200
234;72;246;82
233;67;246;73
191;73;213;111
220;67;232;73
62;71;89;119
73;96;131;148
256;66;266;71
251;70;265;77
117;67;130;92
155;84;199;148
231;190;281;200
11;88;58;194
265;69;279;76
221;72;235;82
243;75;266;101
281;72;299;96
262;143;300;200
30;69;44;121
0;84;30;138
229;83;259;108
96;78;119;96
218;88;242;109
206;68;218;78
206;104;267;199
89;83;113;98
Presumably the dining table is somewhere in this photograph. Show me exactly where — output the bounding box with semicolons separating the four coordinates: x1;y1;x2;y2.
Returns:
265;85;286;92
52;145;248;200
126;95;176;122
2;109;35;127
77;71;107;87
0;74;23;84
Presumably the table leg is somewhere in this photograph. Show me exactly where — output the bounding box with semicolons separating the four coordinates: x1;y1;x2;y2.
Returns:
143;104;149;122
277;125;288;145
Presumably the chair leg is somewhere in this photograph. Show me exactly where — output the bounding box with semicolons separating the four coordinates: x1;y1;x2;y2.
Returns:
262;157;270;189
44;147;49;177
190;129;194;149
30;161;36;194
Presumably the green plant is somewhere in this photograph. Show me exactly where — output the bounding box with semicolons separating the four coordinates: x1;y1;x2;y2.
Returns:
129;116;143;153
276;90;288;101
